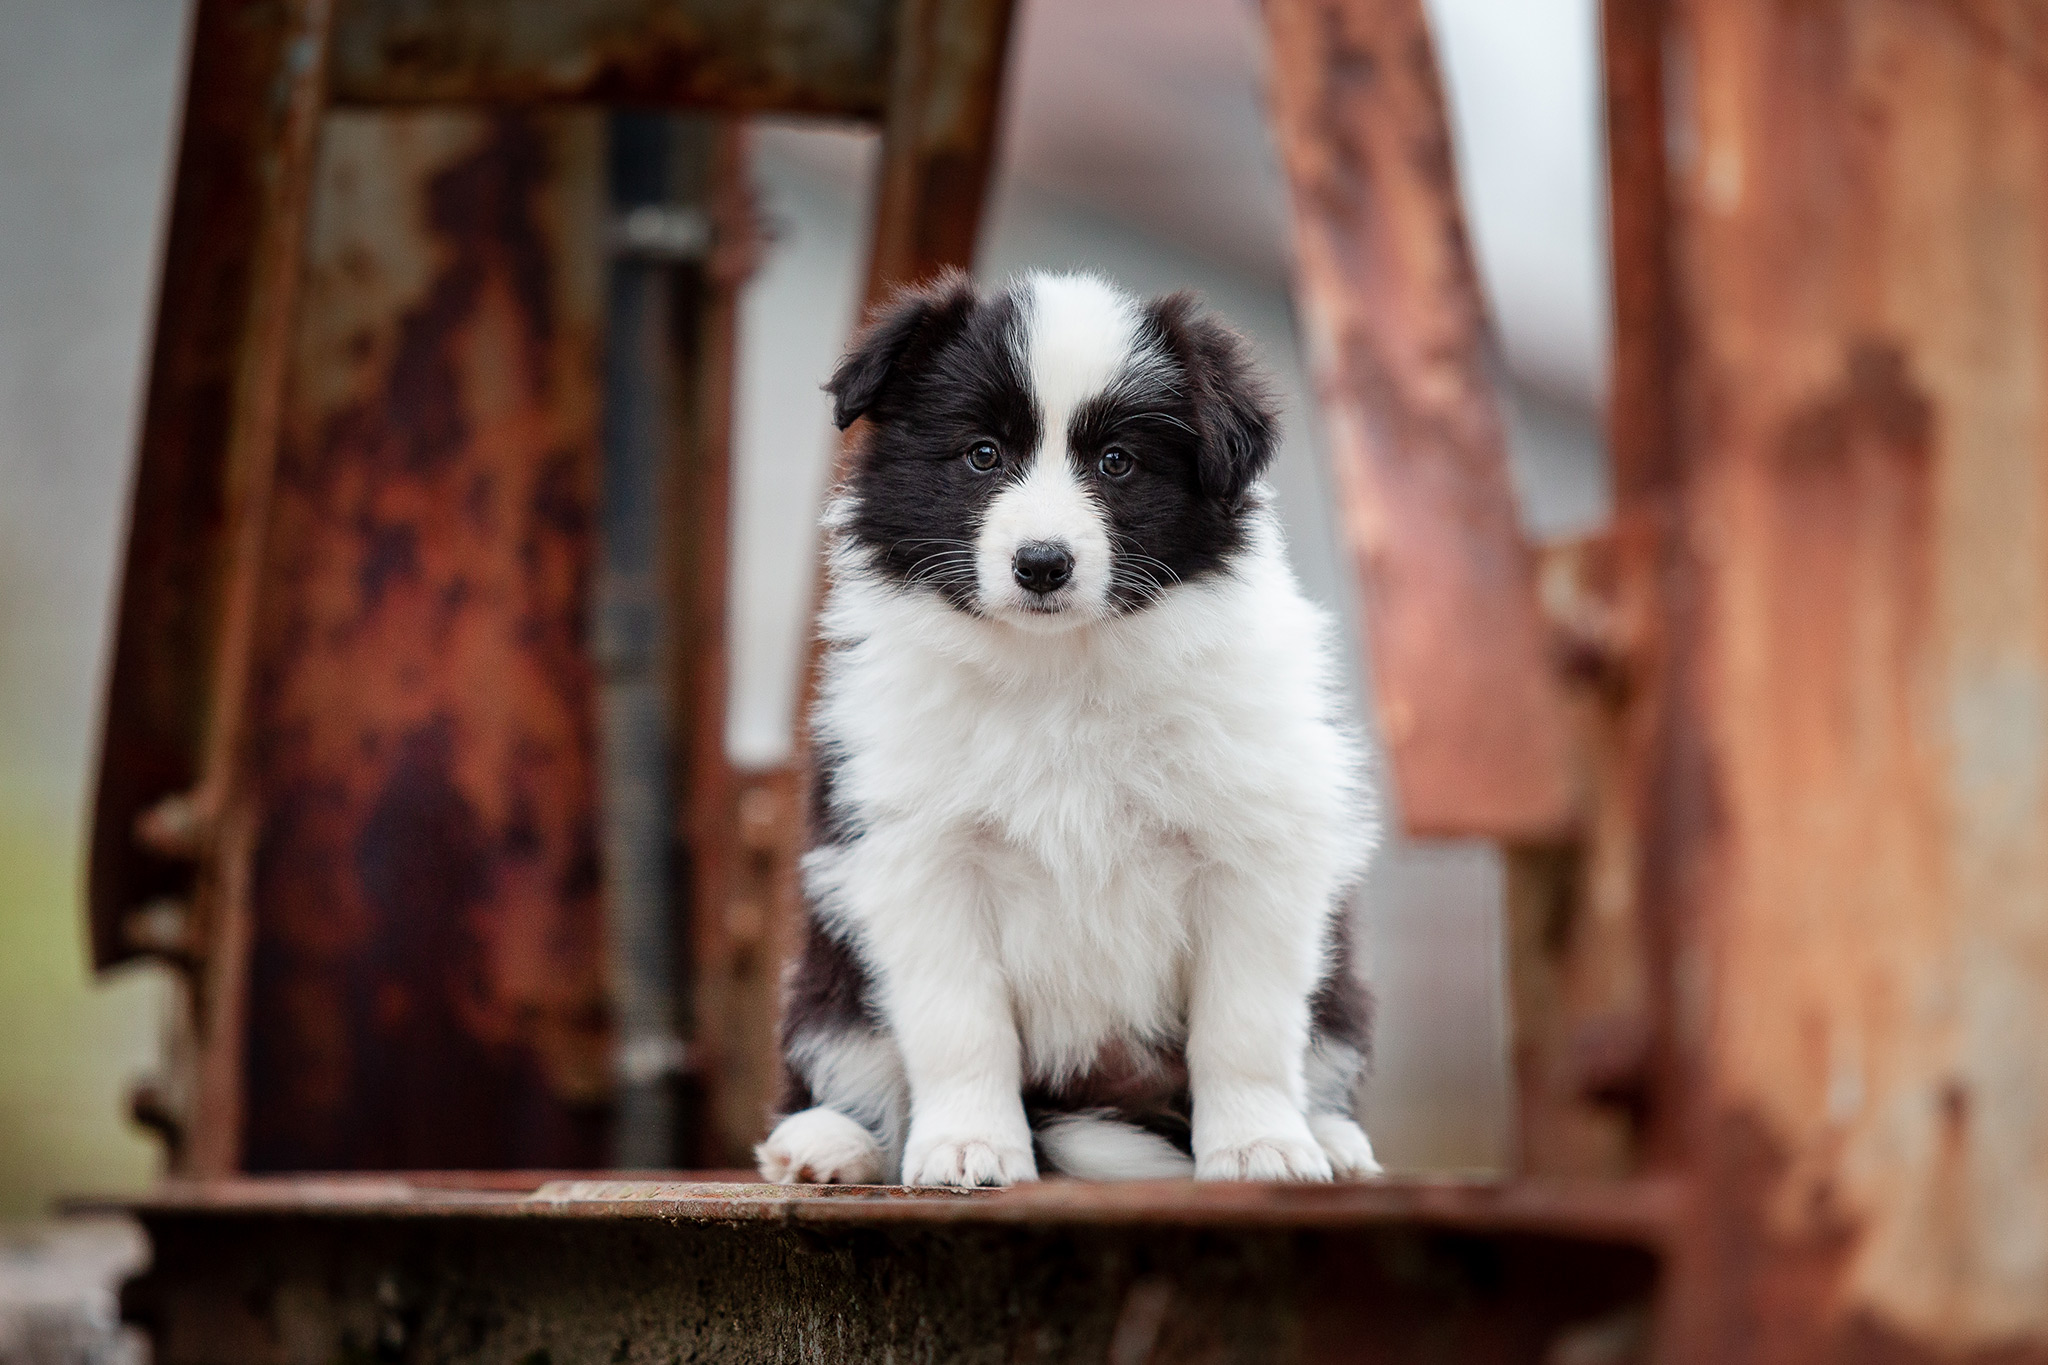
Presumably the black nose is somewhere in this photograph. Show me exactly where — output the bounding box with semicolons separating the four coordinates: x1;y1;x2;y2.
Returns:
1012;541;1075;594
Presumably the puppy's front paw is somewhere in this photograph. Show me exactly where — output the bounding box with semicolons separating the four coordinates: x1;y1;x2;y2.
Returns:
756;1107;886;1184
1307;1114;1384;1180
903;1135;1037;1187
1196;1131;1334;1182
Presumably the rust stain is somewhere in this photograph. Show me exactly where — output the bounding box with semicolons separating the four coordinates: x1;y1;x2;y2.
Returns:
1765;343;1937;759
1701;1106;2048;1365
241;111;610;1170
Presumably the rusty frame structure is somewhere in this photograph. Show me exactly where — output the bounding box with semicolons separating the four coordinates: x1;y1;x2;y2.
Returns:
86;0;2048;1360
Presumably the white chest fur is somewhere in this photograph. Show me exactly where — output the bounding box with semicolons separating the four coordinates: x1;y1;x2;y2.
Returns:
807;515;1374;1089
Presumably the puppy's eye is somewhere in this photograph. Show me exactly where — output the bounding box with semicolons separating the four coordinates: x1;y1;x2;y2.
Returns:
965;440;1000;473
1098;448;1133;479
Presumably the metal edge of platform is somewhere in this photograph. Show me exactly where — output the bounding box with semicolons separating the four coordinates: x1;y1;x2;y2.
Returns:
73;1173;1683;1246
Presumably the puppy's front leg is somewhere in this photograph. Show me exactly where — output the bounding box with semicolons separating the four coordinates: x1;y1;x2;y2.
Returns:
853;833;1036;1187
1186;867;1333;1181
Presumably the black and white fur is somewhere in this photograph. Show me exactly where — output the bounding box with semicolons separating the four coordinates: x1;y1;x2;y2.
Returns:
756;270;1380;1186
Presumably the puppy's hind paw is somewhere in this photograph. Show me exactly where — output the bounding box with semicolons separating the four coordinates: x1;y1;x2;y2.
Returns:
1195;1134;1334;1182
1307;1113;1384;1180
756;1107;886;1184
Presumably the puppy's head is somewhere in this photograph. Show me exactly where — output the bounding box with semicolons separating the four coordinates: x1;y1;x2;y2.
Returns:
827;269;1277;631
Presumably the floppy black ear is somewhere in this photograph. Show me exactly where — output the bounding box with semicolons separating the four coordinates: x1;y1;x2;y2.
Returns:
1147;292;1280;504
826;268;978;430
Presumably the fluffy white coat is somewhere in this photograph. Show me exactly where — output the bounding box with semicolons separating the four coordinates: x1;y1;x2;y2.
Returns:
758;272;1380;1186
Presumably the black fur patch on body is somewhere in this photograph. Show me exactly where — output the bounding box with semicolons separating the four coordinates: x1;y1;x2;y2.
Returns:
1310;909;1374;1063
774;908;879;1114
775;740;879;1114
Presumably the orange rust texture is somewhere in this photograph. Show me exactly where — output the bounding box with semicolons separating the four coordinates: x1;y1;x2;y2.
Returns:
239;112;612;1170
1260;0;1575;841
328;0;896;116
1641;0;2048;1357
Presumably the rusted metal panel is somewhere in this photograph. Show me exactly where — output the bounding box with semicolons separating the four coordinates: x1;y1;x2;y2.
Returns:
1620;1;2048;1358
89;0;337;976
239;110;612;1171
1260;0;1576;841
328;0;895;115
114;1178;1664;1365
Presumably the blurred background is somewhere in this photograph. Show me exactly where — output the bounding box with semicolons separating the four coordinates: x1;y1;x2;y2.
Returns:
0;0;1607;1217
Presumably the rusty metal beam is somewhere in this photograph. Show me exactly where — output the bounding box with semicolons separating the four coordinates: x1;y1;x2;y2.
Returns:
238;110;613;1171
1601;0;1676;509
1614;0;2048;1359
328;0;895;114
1261;0;1576;842
87;0;337;1179
88;0;337;978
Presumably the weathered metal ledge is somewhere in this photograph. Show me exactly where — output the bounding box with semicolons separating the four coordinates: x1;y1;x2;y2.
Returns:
97;1171;1683;1240
100;1174;1677;1364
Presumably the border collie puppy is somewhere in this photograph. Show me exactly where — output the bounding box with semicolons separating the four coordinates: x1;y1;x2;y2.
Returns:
756;270;1379;1186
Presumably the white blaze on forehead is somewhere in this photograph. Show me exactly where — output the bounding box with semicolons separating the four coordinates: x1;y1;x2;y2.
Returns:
1020;272;1147;440
969;273;1142;621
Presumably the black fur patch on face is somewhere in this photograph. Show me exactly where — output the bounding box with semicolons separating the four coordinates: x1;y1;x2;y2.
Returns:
828;271;1041;612
1064;294;1278;611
